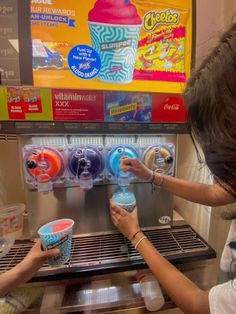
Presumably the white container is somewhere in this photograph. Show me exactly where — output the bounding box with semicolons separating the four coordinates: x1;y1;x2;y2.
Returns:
138;273;165;311
0;203;25;239
0;235;15;258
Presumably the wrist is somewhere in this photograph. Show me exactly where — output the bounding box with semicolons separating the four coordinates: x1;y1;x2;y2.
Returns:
153;172;165;187
11;262;29;282
16;259;33;272
129;229;142;241
16;258;39;279
131;231;145;246
144;169;153;181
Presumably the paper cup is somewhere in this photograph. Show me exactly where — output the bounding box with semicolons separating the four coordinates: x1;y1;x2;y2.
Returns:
38;219;74;267
88;22;141;83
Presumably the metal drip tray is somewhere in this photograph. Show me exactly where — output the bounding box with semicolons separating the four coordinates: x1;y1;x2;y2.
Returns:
0;225;216;278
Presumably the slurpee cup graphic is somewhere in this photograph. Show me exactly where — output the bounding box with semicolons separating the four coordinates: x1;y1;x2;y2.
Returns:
88;0;142;83
38;219;74;267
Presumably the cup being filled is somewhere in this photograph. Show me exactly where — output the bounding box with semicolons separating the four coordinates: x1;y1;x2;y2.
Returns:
38;218;74;267
112;186;136;213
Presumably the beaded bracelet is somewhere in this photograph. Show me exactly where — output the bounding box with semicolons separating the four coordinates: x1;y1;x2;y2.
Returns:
135;236;147;250
150;171;165;187
150;171;155;183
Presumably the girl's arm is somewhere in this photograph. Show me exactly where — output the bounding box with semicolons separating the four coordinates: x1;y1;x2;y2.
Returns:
0;240;59;296
153;174;234;207
132;230;210;314
120;157;234;206
110;201;210;314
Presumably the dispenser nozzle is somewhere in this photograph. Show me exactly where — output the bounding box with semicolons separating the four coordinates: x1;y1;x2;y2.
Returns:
79;167;93;191
117;146;132;186
118;170;130;187
78;147;93;191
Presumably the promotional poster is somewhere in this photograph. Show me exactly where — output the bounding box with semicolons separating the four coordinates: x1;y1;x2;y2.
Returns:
0;86;186;124
104;91;152;122
0;87;51;121
0;0;192;124
30;0;193;93
52;89;104;121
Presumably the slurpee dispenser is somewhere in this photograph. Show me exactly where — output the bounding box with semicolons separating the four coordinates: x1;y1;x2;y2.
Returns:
68;145;105;191
24;145;66;193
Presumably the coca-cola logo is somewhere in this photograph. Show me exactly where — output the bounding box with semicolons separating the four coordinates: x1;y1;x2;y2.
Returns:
163;103;180;110
152;94;187;122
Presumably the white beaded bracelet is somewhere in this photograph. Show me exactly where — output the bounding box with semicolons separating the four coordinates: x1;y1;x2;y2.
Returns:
134;236;147;250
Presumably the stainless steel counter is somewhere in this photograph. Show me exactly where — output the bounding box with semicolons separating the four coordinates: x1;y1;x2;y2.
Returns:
17;257;215;313
0;215;217;314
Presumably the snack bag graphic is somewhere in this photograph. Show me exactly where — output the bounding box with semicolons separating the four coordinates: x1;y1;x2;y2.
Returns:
133;0;189;82
88;0;142;83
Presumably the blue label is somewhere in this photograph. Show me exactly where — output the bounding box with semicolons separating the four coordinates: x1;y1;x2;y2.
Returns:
68;44;101;79
31;13;75;27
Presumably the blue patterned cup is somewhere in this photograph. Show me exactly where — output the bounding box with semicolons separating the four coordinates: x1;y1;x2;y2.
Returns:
88;22;141;83
38;219;74;267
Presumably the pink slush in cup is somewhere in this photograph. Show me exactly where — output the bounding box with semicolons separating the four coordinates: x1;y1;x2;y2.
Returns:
88;0;142;83
38;219;74;267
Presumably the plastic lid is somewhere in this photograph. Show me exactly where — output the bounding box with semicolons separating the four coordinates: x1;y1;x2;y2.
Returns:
0;235;15;258
26;147;64;182
69;146;105;179
143;145;173;174
0;203;25;216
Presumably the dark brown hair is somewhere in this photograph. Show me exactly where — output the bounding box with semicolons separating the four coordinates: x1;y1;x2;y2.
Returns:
184;23;236;198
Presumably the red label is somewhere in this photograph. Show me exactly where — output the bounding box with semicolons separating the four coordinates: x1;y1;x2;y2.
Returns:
22;88;42;113
152;93;187;122
8;103;25;119
52;89;104;121
7;87;25;119
7;87;42;119
24;102;42;113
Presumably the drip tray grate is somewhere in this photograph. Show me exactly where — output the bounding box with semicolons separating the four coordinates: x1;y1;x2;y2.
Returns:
0;225;216;277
